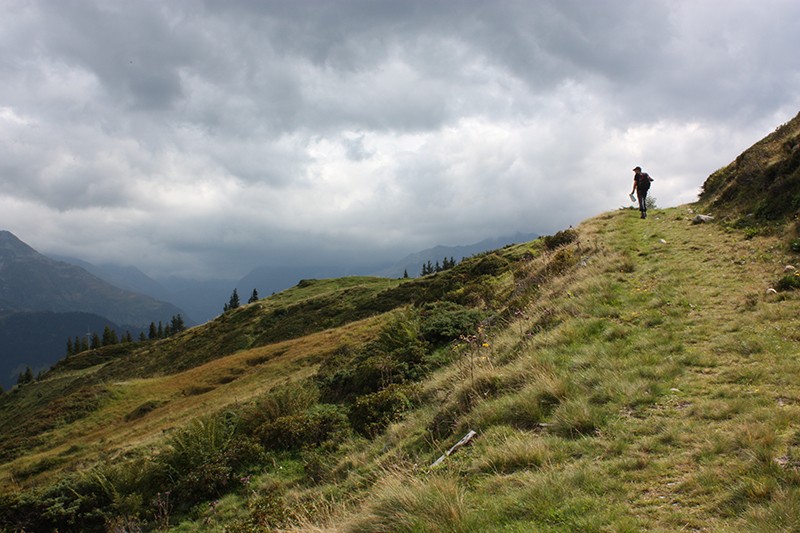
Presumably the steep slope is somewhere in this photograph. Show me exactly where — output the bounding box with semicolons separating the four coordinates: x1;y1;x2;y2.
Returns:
699;110;800;228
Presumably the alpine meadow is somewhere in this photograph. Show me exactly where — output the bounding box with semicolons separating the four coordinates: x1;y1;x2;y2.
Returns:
1;112;799;532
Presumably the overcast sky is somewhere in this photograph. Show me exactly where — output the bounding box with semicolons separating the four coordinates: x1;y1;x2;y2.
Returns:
2;0;799;280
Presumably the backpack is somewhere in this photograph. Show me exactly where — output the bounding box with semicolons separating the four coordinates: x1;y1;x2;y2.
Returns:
638;173;651;192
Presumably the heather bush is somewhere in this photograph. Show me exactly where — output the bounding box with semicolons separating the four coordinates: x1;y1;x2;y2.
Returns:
349;383;421;438
256;403;350;451
418;301;488;345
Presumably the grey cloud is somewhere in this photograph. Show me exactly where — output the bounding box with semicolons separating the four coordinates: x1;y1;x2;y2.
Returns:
1;0;798;281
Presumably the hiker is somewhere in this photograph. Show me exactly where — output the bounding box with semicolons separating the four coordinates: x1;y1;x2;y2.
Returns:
631;166;653;219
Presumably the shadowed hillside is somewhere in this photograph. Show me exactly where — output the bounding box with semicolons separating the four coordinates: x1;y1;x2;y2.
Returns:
0;114;799;531
700;110;800;232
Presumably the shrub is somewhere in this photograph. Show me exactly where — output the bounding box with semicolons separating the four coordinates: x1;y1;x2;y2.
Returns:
467;253;510;276
419;302;488;345
776;272;800;292
317;312;430;402
154;412;265;510
257;404;350;451
542;228;578;251
349;384;420;438
240;380;320;432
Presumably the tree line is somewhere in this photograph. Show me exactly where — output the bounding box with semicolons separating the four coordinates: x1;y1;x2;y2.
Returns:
420;256;458;276
64;314;187;358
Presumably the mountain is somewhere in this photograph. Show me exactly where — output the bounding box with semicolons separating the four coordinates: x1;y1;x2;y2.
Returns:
0;113;798;531
0;231;189;388
0;231;185;326
47;254;170;305
0;311;123;390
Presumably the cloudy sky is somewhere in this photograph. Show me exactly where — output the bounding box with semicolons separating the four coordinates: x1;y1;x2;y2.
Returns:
2;0;799;280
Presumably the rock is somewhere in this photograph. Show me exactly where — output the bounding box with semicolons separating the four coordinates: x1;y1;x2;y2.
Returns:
785;265;797;272
767;288;778;295
659;239;667;244
692;214;714;224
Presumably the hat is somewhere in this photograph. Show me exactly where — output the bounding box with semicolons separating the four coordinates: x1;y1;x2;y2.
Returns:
633;166;641;171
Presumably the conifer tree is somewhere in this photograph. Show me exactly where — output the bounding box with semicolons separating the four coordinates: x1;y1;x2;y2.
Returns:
403;269;409;279
224;288;240;312
170;314;185;334
148;322;157;340
17;367;33;385
66;337;74;356
248;288;259;304
102;326;118;346
139;332;147;342
90;333;100;350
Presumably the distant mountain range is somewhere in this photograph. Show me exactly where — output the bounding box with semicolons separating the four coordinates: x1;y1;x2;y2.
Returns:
0;230;188;388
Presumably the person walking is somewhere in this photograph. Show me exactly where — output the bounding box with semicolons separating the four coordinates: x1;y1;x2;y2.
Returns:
631;166;653;219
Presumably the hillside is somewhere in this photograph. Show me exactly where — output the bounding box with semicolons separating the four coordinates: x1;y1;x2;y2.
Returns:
0;115;799;531
699;110;800;231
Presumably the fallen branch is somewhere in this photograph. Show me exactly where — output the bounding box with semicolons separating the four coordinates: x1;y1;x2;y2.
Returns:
430;430;477;467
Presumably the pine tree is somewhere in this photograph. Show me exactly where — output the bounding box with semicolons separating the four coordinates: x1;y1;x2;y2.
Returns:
17;367;33;385
170;314;185;334
224;288;240;312
66;337;74;356
157;321;164;338
139;332;147;342
403;269;409;279
148;322;157;340
248;288;259;304
90;333;100;350
102;326;118;346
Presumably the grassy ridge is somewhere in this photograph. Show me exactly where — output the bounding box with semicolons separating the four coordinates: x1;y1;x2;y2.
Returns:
1;205;799;531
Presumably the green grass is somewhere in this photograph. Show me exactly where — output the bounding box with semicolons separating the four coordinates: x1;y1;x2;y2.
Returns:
2;205;800;531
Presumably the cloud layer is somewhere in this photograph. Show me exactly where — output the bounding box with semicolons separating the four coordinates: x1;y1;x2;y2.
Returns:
2;0;799;279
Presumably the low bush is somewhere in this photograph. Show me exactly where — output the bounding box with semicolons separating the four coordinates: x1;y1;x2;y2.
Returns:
317;311;430;402
240;380;320;432
776;272;800;291
419;302;488;345
349;383;420;438
257;404;350;451
542;229;578;251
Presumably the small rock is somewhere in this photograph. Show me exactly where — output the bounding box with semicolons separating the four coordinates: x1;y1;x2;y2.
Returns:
767;288;778;295
692;214;714;224
659;239;667;244
785;265;797;272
